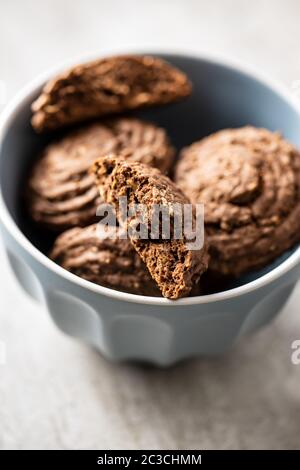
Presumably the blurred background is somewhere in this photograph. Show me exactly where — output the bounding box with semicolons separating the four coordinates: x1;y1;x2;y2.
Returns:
1;0;300;450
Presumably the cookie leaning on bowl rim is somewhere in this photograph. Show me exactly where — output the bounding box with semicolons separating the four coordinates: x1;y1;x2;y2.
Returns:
92;154;209;299
26;117;175;231
174;126;300;277
31;55;192;133
50;224;161;296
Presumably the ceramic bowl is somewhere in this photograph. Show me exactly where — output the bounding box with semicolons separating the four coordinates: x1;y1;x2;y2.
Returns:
1;52;300;365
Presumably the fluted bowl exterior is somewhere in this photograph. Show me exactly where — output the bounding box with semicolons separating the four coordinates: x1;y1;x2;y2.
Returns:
1;51;300;365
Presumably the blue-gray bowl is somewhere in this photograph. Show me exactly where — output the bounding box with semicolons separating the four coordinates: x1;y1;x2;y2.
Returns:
1;51;300;365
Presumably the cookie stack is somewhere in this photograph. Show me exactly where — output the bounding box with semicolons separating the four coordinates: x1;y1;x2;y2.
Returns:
26;54;300;299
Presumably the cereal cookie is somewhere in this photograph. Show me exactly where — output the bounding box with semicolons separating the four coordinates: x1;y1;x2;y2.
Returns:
31;55;191;132
50;224;160;296
93;155;209;299
27;118;175;231
175;127;300;276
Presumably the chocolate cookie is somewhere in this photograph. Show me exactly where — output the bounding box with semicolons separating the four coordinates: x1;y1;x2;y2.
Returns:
107;117;175;174
50;224;160;296
175;126;300;276
92;155;209;299
31;55;191;132
27;118;175;231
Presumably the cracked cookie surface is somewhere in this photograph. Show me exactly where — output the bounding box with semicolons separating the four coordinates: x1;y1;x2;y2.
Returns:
93;155;209;299
31;55;191;132
175;126;300;276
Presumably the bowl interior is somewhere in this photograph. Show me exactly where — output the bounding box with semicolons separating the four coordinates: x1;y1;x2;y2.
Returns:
1;53;300;294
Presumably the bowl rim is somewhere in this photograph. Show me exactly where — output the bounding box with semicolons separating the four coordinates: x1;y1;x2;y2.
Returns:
1;48;300;306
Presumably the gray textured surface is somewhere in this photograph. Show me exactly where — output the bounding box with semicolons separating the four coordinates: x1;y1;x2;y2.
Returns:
1;0;300;450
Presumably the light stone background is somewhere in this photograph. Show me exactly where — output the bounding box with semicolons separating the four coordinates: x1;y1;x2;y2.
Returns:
1;0;300;450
